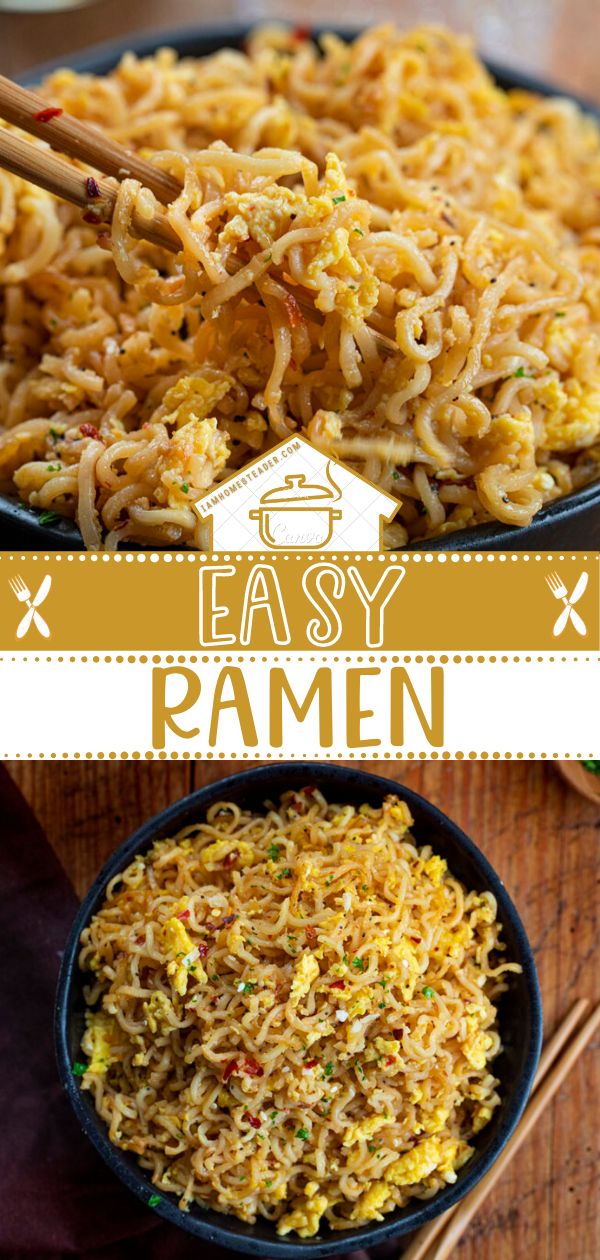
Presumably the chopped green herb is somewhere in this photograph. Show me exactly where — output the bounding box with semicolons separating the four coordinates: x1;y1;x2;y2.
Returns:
367;1142;377;1153
242;981;256;994
49;427;61;442
46;463;61;472
422;986;435;998
148;1194;161;1209
352;957;365;972
332;194;346;204
270;1110;278;1121
391;470;400;480
555;311;566;318
342;953;349;964
324;1062;334;1077
181;481;189;494
296;1127;309;1141
39;510;59;526
513;366;530;379
378;1002;386;1010
264;252;272;262
71;1061;87;1076
353;227;364;236
276;867;291;880
326;875;334;885
265;1179;273;1188
268;842;281;861
361;883;368;891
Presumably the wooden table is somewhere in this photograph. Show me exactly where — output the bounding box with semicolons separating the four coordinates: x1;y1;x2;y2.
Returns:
2;0;600;107
7;759;599;1260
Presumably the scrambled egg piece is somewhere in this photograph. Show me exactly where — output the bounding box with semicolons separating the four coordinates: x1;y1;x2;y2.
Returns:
350;1181;392;1222
289;953;320;1007
420;1105;450;1135
385;1137;467;1187
347;987;374;1019
223;185;304;250
142;990;176;1034
81;1011;117;1075
472;1103;494;1133
423;855;447;886
540;374;600;452
162;916;207;995
157;417;229;509
201;838;254;868
160;374;232;429
343;1114;392;1148
463;1028;493;1071
277;1194;328;1237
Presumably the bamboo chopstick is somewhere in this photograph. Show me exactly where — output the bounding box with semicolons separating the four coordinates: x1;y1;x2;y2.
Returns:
416;1000;600;1260
399;997;590;1260
0;73;180;205
0;127;180;253
0;72;399;356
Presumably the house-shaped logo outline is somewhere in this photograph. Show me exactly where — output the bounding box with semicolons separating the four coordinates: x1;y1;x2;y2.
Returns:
193;434;399;552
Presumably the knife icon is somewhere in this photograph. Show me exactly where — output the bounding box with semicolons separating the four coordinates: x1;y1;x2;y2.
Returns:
547;570;588;638
12;574;52;639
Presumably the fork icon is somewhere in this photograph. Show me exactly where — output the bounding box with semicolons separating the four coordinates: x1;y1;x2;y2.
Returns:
8;574;52;639
545;570;587;637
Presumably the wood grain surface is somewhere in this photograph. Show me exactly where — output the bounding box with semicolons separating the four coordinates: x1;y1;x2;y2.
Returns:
6;758;599;1260
1;0;599;108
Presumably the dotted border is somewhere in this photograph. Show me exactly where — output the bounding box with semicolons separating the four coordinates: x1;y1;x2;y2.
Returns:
1;751;594;761
0;551;596;565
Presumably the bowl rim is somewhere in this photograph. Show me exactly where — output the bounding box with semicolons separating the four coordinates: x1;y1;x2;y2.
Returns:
3;22;600;552
55;761;543;1256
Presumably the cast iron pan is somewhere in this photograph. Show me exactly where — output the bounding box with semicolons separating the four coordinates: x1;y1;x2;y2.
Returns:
4;24;599;551
55;762;543;1257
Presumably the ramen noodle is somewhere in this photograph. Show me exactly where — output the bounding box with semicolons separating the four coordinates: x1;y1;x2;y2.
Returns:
1;25;600;548
77;789;520;1236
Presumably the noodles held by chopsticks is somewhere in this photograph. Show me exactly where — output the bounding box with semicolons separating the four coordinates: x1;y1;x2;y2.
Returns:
77;789;520;1236
1;24;600;548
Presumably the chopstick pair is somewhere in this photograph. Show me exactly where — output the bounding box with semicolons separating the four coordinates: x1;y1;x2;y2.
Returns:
0;72;399;356
401;997;600;1260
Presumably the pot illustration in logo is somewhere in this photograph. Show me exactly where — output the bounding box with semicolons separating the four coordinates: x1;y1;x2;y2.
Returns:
249;461;342;548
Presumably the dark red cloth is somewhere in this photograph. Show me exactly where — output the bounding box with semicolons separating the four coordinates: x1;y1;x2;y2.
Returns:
0;768;398;1260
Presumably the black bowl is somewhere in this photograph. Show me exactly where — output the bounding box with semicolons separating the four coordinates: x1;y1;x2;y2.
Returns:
55;762;543;1257
2;24;600;552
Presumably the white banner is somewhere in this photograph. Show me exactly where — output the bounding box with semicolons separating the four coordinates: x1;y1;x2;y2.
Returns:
1;652;596;759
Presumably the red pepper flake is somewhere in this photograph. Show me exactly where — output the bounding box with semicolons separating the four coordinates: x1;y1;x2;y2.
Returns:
82;210;102;225
222;850;239;869
176;909;191;920
197;942;210;958
293;25;311;41
392;1030;403;1040
289;357;297;372
86;176;101;199
79;422;100;439
284;292;305;329
410;937;421;944
34;106;63;123
96;232;111;250
223;1059;239;1082
242;1055;264;1078
243;1111;261;1129
305;925;317;944
304;1058;318;1069
385;1055;396;1065
205;913;237;933
330;979;345;990
304;785;317;796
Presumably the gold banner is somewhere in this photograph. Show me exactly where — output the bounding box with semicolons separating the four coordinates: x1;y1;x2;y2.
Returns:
0;551;597;651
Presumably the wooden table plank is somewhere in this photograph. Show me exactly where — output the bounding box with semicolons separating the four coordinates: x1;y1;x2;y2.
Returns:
6;759;599;1260
2;0;600;107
